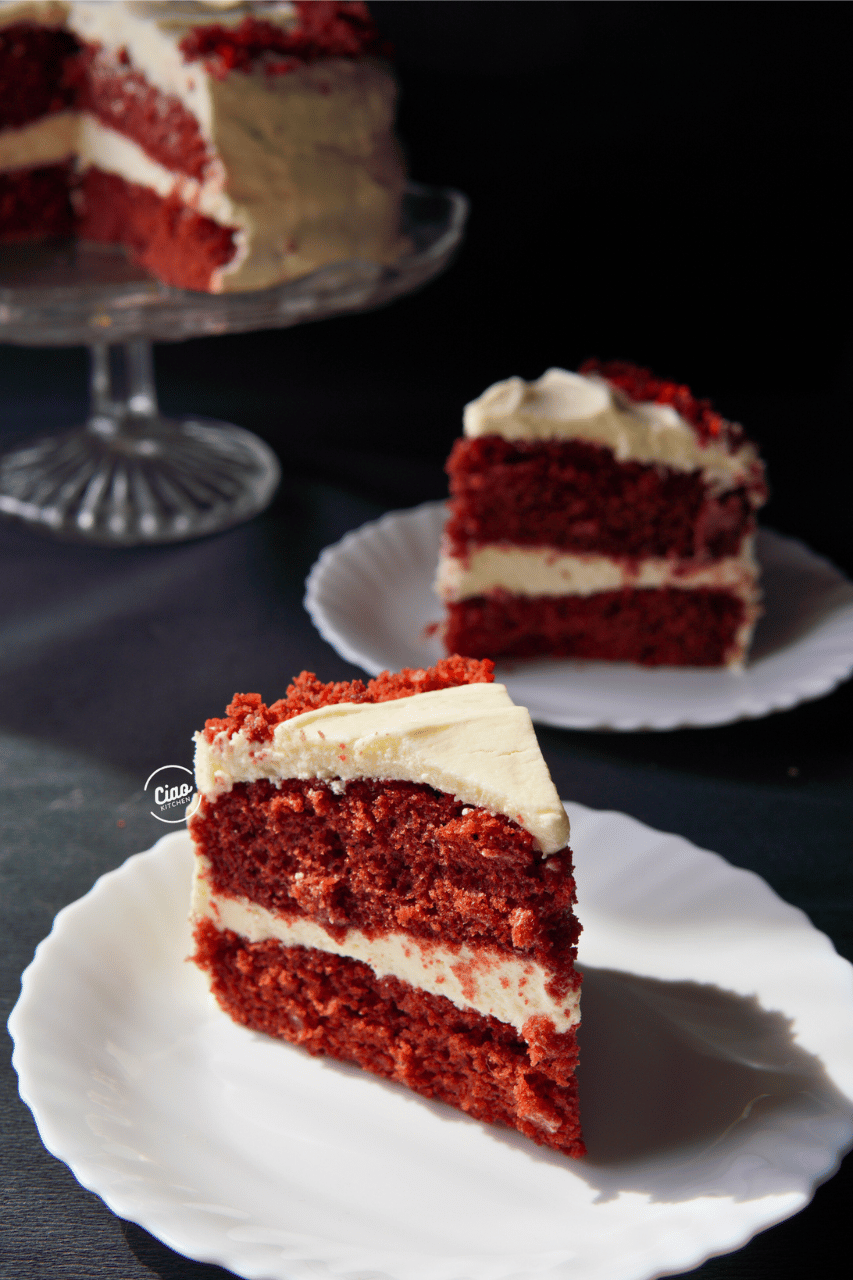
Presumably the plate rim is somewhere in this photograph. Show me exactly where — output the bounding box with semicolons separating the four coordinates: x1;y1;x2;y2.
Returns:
304;500;853;731
8;809;853;1280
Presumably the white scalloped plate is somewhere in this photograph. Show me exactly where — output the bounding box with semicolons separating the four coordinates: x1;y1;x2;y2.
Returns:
9;810;853;1280
304;502;853;730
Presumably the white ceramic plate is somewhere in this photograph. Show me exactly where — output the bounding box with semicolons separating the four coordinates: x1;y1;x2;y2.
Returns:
10;811;853;1280
304;502;853;730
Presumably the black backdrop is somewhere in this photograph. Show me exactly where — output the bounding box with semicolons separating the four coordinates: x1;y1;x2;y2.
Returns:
1;0;851;570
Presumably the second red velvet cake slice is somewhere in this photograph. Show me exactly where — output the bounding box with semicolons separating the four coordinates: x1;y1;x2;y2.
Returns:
436;362;769;667
190;656;584;1157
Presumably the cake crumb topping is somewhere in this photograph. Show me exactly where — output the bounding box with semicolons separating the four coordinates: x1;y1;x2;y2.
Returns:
581;357;744;448
179;2;390;77
204;656;495;743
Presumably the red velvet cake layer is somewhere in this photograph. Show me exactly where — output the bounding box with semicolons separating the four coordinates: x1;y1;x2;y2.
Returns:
193;918;585;1157
76;167;237;291
445;587;747;665
70;45;211;180
192;778;580;994
0;161;73;241
0;22;78;130
445;436;761;560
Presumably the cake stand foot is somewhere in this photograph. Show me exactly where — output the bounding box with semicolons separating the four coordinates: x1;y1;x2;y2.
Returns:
0;340;280;545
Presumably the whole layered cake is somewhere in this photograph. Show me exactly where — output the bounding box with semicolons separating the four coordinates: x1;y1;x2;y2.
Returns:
189;657;585;1157
0;1;405;290
436;361;769;667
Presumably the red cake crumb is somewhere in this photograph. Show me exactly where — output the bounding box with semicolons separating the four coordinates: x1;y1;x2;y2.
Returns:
445;436;764;560
580;357;744;449
70;45;211;180
179;2;390;78
204;656;495;744
190;778;580;991
193;920;585;1157
445;587;747;665
76;168;237;291
0;22;78;130
0;161;74;242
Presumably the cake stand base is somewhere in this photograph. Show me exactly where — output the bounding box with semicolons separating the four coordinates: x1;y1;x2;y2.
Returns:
0;184;466;545
0;341;280;545
0;417;280;546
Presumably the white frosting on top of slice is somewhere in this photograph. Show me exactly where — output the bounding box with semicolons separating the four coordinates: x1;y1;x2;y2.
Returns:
194;682;571;855
463;368;758;484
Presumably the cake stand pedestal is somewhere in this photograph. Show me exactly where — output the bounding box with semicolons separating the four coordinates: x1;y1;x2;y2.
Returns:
0;183;467;545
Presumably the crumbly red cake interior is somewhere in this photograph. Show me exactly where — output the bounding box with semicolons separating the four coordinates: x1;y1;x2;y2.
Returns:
445;436;760;560
0;22;77;244
69;45;210;179
194;918;584;1157
0;21;78;129
445;587;747;665
191;777;580;997
0;161;74;240
76;168;237;291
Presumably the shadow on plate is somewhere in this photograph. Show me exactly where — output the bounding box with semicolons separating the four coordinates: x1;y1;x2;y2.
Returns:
502;965;852;1204
749;531;853;661
122;1220;236;1279
310;964;851;1207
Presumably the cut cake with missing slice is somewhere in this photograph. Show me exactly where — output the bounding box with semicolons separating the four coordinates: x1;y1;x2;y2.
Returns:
0;2;406;291
189;656;585;1157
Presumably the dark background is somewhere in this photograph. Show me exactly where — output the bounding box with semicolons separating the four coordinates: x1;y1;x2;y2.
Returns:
2;4;851;1280
2;0;851;571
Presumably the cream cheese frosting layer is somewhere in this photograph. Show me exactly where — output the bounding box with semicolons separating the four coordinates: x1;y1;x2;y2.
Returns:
0;110;77;171
199;56;404;291
76;115;235;223
463;368;759;486
0;1;68;27
68;3;297;143
192;856;580;1036
74;62;403;291
194;683;571;855
436;540;761;603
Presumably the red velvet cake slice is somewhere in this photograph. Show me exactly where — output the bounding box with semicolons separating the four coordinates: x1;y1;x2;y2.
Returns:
189;657;585;1157
436;362;769;667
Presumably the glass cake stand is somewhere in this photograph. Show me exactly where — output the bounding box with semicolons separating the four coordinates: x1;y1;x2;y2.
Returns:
0;183;467;545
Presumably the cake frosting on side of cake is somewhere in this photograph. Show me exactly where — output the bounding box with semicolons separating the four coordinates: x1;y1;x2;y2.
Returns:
189;657;585;1156
0;1;406;291
436;362;768;668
